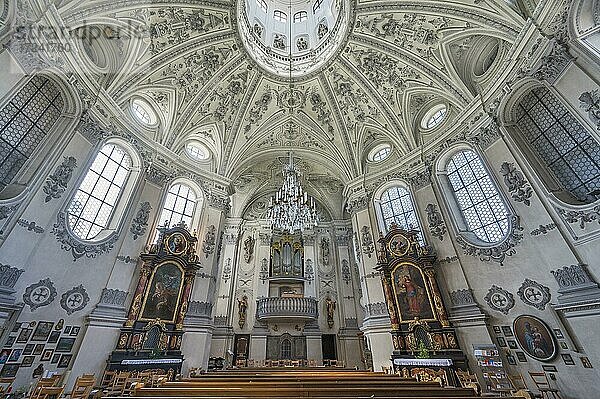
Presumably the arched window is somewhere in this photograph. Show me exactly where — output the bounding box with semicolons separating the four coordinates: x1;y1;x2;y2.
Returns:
67;143;132;240
293;11;308;23
273;10;287;22
158;183;197;229
445;149;509;243
514;86;600;203
377;186;423;242
0;76;64;191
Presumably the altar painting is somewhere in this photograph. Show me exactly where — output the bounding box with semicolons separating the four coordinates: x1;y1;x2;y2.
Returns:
141;262;184;323
392;263;435;322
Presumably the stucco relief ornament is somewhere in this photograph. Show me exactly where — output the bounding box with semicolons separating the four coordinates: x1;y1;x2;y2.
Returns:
60;285;90;315
517;279;551;310
484;285;515;315
0;205;15;220
202;225;216;258
259;258;269;283
243;236;255;263
341;259;351;284
23;278;57;311
361;226;374;258
305;259;314;283
499;162;533;206
52;212;118;261
425;203;447;241
43;156;77;203
321;237;330;265
223;258;232;283
579;90;600;129
130;202;152;240
0;263;25;289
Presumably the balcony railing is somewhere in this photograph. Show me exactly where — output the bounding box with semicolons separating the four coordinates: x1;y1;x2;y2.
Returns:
256;297;318;321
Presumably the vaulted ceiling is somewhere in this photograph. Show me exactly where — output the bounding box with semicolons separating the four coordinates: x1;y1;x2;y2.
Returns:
39;0;529;213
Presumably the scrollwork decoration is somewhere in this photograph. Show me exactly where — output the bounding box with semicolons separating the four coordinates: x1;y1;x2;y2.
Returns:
425;204;446;241
499;162;533;206
130;202;152;240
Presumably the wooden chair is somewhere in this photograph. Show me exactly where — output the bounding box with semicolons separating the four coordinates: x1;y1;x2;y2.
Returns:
122;376;142;396
455;369;480;395
30;375;62;398
105;371;130;396
528;372;563;399
31;386;64;399
100;370;116;389
410;367;447;386
0;377;14;396
67;375;95;399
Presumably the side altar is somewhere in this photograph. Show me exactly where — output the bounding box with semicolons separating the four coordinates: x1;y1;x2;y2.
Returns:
375;225;467;385
106;225;201;374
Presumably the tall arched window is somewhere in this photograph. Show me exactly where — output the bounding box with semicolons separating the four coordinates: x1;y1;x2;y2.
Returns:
281;339;292;359
67;143;132;240
376;185;423;242
0;76;64;191
158;183;197;228
445;149;509;243
514;86;600;203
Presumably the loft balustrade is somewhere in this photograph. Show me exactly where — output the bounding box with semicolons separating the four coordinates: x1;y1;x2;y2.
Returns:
256;297;318;321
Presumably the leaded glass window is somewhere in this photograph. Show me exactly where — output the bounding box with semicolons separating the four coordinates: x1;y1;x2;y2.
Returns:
67;144;132;240
379;186;423;242
446;150;509;243
158;183;197;229
515;87;600;203
0;76;64;190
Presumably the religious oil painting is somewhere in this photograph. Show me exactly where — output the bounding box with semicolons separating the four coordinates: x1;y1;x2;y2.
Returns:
513;315;557;362
141;262;184;323
391;263;434;322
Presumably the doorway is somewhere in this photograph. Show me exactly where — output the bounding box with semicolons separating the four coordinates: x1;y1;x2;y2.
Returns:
321;334;337;360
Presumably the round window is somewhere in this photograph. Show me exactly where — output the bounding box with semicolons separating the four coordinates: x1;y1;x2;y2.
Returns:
368;144;392;162
131;99;157;125
421;104;447;130
185;142;210;161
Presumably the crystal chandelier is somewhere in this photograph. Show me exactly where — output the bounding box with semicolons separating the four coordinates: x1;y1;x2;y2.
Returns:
267;153;319;233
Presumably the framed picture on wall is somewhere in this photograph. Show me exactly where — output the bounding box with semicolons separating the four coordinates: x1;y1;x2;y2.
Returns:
501;326;513;337
508;340;518;349
562;354;575;366
57;354;72;368
4;336;16;347
33;344;44;356
55;338;75;353
581;357;593;368
542;365;558;372
41;349;53;362
553;328;564;339
506;354;516;365
23;344;34;355
70;327;80;336
51;354;60;364
497;337;507;347
64;326;71;334
11;323;22;333
516;352;527;362
513;315;557;362
560;342;568;350
48;331;60;344
21;356;34;367
493;326;501;334
8;349;22;362
32;322;54;341
0;349;11;365
16;328;32;343
0;364;19;378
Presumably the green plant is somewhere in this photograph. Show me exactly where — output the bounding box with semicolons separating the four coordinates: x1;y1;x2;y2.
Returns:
416;340;430;359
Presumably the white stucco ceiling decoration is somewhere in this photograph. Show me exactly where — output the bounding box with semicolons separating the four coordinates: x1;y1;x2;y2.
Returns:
23;0;526;208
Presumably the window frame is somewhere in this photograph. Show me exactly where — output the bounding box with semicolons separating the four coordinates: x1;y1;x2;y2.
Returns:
293;11;308;23
273;10;287;22
63;138;142;243
436;144;514;246
373;180;425;243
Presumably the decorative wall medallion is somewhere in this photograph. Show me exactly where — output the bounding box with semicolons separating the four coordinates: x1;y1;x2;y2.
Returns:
223;258;232;283
130;202;152;240
0;205;16;220
202;225;216;257
341;259;351;284
243;235;255;263
579;89;600;129
305;259;314;283
517;279;551;310
321;237;330;265
99;288;128;307
52;212;118;261
456;215;523;265
23;278;57;311
499;162;533;206
0;263;25;289
43;156;77;203
530;223;557;236
360;226;374;258
449;289;476;307
17;219;44;233
60;285;90;315
425;203;446;241
484;285;515;314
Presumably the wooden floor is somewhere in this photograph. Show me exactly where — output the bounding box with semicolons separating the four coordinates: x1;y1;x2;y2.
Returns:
112;367;513;399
